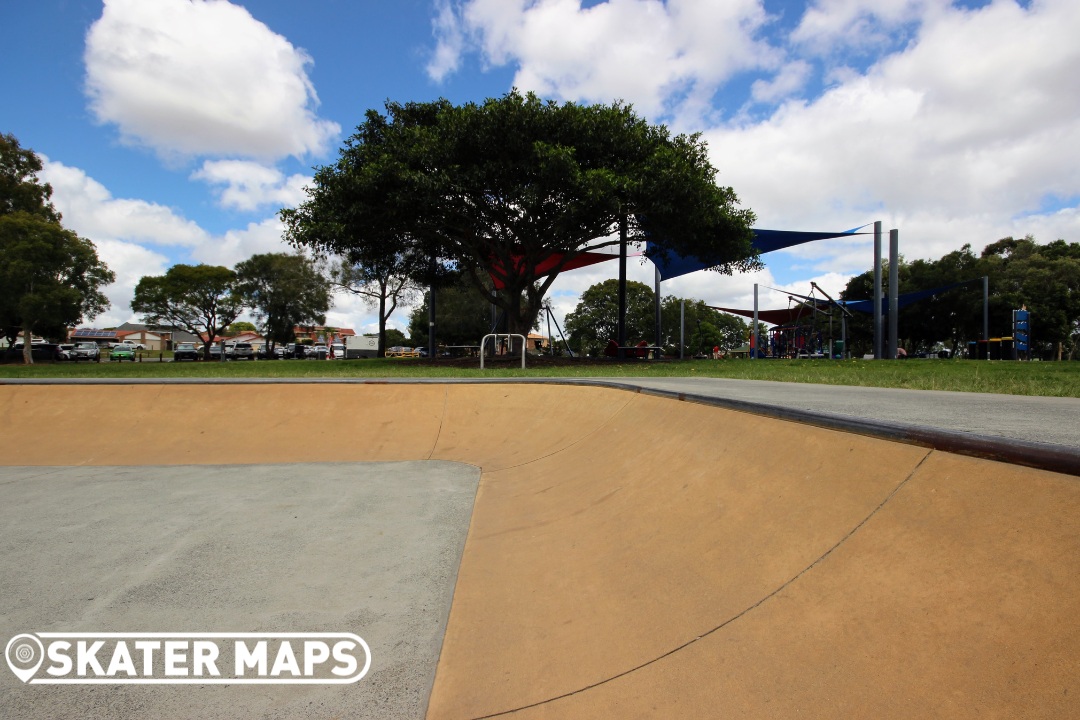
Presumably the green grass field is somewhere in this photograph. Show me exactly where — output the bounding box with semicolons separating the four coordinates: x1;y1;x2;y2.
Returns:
1;356;1077;397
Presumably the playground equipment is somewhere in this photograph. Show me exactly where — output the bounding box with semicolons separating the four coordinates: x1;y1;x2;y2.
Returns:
480;333;526;369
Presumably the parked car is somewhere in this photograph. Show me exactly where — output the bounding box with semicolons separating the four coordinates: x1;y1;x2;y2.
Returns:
110;345;136;361
173;342;199;361
110;340;144;351
72;341;100;361
330;342;345;359
232;342;254;360
58;344;75;361
7;342;62;362
308;344;329;359
386;346;419;358
207;344;224;360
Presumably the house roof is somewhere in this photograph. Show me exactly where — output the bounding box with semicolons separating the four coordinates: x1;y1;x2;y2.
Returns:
117;329;162;341
116;322;200;344
72;328;118;339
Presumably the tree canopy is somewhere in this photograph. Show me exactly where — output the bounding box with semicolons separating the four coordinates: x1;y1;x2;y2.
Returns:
1;134;113;363
282;91;758;342
1;133;60;223
565;279;656;356
132;264;243;357
234;253;330;349
0;213;114;361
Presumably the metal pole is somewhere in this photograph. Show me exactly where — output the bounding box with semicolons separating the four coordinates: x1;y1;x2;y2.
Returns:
428;284;436;359
889;228;899;360
654;266;662;349
546;304;552;356
873;220;883;359
983;275;989;345
752;283;759;360
617;212;628;356
679;299;685;360
428;256;437;359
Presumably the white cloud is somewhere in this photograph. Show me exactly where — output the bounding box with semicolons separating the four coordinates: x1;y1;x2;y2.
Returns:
192;160;310;212
84;0;340;161
430;0;781;120
41;158;210;247
428;0;468;81
705;0;1080;272
190;216;294;267
791;0;938;54
750;59;812;104
89;238;173;327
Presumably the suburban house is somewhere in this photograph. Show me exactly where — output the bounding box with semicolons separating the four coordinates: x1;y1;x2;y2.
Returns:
115;322;202;350
293;326;357;344
116;329;165;351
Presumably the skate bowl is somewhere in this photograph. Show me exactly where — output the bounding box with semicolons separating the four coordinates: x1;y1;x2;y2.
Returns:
1;381;1077;719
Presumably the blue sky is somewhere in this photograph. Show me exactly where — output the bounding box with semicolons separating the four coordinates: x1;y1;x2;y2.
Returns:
3;0;1077;334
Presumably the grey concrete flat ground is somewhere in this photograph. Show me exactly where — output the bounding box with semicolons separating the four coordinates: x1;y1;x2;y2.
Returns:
0;461;479;720
578;377;1080;448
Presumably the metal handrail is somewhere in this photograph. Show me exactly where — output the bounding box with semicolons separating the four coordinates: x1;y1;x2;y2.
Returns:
480;333;526;369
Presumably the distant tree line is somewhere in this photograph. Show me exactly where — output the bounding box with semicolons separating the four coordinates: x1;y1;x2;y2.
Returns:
562;279;754;357
841;236;1080;359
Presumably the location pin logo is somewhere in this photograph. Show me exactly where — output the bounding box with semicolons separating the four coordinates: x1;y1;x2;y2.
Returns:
5;634;44;683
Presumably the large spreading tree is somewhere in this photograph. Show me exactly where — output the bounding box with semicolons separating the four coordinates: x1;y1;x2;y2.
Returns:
282;91;758;343
234;252;331;350
1;133;114;363
132;264;244;358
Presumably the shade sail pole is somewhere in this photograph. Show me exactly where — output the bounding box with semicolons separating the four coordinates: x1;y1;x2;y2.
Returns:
617;212;628;357
680;299;685;360
654;266;662;349
752;283;759;360
874;221;883;359
889;229;899;359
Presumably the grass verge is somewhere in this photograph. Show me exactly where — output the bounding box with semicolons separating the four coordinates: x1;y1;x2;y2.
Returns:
0;357;1077;397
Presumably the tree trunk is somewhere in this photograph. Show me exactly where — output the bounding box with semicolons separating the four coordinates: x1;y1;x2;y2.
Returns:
505;299;542;354
22;326;33;365
377;293;386;358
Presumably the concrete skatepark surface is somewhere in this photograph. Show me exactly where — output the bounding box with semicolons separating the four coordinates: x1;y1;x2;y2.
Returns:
1;381;1077;718
0;461;479;719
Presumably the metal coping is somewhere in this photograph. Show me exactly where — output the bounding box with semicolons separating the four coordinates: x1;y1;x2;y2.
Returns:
2;377;1077;477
